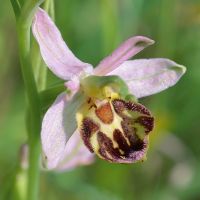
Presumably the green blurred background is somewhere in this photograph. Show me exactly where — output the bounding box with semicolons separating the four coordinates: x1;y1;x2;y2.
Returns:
0;0;200;199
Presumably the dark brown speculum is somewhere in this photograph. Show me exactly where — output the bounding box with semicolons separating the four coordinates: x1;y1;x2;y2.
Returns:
79;98;154;163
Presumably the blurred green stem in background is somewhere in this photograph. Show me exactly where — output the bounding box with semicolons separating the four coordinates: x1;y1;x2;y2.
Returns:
100;0;120;55
17;2;43;199
121;0;145;37
100;0;145;55
157;0;176;57
10;0;21;18
130;0;145;34
10;0;46;200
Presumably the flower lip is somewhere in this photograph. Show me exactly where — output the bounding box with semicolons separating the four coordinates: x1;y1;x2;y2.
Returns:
78;97;154;163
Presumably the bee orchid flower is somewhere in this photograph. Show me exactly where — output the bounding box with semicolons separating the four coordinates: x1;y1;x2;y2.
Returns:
32;8;186;171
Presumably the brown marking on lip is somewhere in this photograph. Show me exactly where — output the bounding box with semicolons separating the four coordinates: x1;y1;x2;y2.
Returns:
97;130;147;163
135;116;154;133
113;129;130;153
97;131;121;162
112;99;126;114
125;102;151;115
112;99;152;116
95;102;114;124
81;117;99;152
121;120;137;144
113;99;154;135
89;104;97;110
112;99;150;114
87;98;91;104
120;119;146;151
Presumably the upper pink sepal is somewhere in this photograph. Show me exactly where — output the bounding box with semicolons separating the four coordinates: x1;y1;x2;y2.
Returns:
108;58;186;98
32;8;93;80
94;36;154;76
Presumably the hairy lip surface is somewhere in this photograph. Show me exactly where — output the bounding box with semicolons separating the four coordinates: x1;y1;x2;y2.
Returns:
80;98;154;163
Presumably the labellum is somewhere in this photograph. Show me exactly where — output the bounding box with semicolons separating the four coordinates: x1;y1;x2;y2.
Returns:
76;76;154;163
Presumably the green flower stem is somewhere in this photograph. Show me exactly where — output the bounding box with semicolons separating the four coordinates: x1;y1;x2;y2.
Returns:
17;22;41;200
49;0;55;20
44;0;55;20
40;83;65;113
15;1;44;200
10;0;21;18
31;39;43;89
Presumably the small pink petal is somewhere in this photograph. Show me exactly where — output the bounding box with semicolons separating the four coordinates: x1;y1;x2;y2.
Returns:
64;78;80;97
41;93;69;169
32;8;93;80
108;58;186;98
41;89;85;170
56;130;94;171
94;36;154;75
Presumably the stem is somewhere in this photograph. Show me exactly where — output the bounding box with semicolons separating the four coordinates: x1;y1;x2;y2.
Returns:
40;83;65;114
15;1;44;200
31;39;43;89
44;0;55;19
49;0;55;20
10;0;21;18
17;22;41;200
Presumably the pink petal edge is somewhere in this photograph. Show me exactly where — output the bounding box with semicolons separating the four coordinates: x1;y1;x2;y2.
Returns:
94;36;154;76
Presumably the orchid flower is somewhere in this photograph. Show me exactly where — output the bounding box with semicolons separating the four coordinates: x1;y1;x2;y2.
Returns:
32;8;186;171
